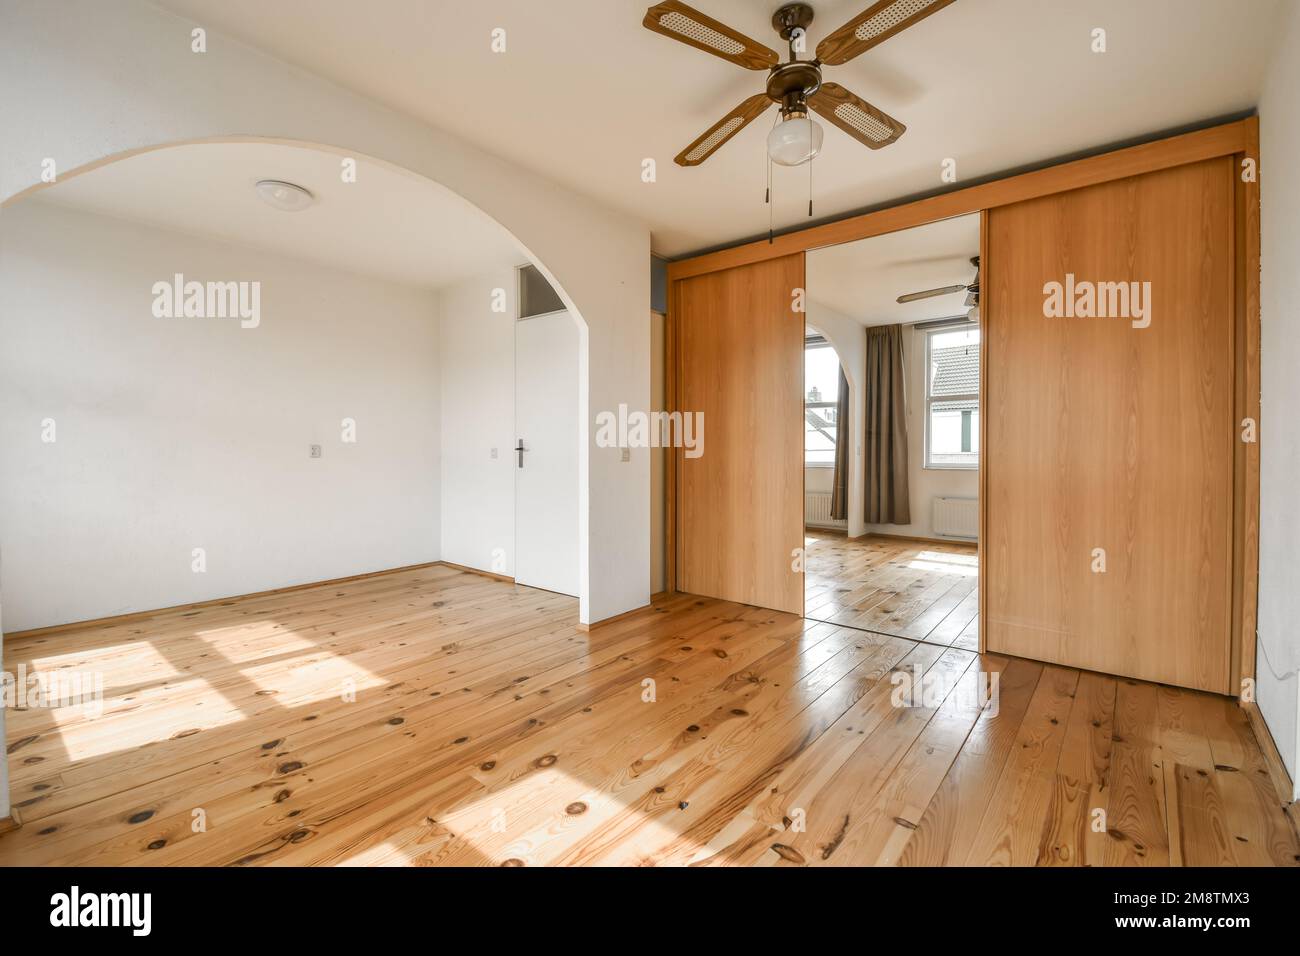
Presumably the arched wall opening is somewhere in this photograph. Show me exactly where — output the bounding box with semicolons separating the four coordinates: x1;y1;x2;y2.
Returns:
1;0;654;638
0;137;592;629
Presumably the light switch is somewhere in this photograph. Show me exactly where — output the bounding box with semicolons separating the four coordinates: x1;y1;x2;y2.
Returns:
310;444;322;458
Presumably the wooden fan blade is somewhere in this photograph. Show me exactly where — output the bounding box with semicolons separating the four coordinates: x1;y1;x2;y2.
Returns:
897;284;966;304
643;1;779;71
674;93;773;166
815;0;957;65
809;82;906;150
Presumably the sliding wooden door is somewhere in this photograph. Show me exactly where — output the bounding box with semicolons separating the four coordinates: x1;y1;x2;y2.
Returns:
984;157;1235;693
673;253;804;614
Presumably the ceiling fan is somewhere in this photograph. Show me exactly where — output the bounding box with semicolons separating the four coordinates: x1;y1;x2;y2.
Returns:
644;0;957;168
896;255;980;319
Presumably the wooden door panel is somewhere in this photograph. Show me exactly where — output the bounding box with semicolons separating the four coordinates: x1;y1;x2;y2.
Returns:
985;158;1234;693
676;254;804;614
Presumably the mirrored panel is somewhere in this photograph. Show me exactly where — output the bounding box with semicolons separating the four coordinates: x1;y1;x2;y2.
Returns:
802;213;981;647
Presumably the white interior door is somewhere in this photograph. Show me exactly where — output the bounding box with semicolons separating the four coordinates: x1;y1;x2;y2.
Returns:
514;311;580;596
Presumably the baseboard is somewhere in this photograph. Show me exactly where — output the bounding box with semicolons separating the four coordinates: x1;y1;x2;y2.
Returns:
435;561;515;585
576;602;652;632
3;559;538;644
1240;699;1298;810
808;528;978;548
0;815;20;836
865;531;978;547
4;561;445;641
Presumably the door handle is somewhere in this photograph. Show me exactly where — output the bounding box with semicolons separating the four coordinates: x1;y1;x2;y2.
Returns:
515;440;525;468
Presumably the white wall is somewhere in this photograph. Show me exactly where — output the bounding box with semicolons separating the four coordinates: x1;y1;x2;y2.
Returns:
0;200;441;632
1257;1;1300;795
437;268;517;577
805;467;835;495
0;0;651;628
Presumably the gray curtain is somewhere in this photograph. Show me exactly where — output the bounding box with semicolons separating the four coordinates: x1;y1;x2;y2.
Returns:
830;366;850;520
864;324;911;525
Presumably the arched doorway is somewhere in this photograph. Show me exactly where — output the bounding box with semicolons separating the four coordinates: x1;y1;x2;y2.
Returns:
1;134;614;623
0;139;586;628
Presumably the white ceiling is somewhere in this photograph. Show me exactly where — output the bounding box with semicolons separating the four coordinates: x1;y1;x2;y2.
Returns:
35;142;523;289
807;213;979;326
147;0;1283;258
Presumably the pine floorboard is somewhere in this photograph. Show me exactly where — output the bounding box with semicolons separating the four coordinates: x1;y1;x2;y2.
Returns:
1;562;1295;867
804;530;979;645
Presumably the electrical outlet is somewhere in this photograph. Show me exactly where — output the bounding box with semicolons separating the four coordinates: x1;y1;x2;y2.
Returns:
310;444;322;459
490;447;498;459
620;448;630;462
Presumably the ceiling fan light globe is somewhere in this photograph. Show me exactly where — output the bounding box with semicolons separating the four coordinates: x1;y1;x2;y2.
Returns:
767;116;823;166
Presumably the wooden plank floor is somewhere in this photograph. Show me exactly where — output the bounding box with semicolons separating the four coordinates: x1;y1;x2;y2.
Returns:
805;531;980;646
1;564;1295;867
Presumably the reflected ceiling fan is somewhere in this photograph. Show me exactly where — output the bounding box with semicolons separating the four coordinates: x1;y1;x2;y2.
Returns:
897;255;980;319
643;0;957;167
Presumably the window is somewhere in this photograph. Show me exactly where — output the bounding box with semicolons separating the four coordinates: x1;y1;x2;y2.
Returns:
805;336;840;467
517;263;565;319
924;325;979;469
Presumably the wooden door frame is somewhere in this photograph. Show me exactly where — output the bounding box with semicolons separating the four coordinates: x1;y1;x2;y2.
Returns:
665;116;1260;694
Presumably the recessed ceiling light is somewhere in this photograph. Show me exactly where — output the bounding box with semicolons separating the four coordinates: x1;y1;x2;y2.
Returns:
255;179;314;212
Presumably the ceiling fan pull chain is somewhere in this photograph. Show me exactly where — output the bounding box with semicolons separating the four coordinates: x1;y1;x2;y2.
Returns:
803;147;813;218
765;135;772;207
767;149;775;244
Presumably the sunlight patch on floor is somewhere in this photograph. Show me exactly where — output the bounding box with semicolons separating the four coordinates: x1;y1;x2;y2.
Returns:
39;675;230;759
332;765;707;867
908;551;978;576
236;650;386;701
25;642;184;685
194;620;320;664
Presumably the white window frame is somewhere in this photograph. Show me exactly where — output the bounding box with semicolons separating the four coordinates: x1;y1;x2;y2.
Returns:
923;323;979;471
804;337;837;468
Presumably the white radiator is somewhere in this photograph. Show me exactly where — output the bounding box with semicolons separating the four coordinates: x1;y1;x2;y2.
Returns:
932;496;978;539
805;491;846;529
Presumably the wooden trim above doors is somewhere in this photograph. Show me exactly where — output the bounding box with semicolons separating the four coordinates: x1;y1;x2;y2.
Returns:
666;118;1255;282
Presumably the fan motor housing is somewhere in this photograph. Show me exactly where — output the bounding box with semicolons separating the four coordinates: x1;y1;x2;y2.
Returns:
766;60;822;113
